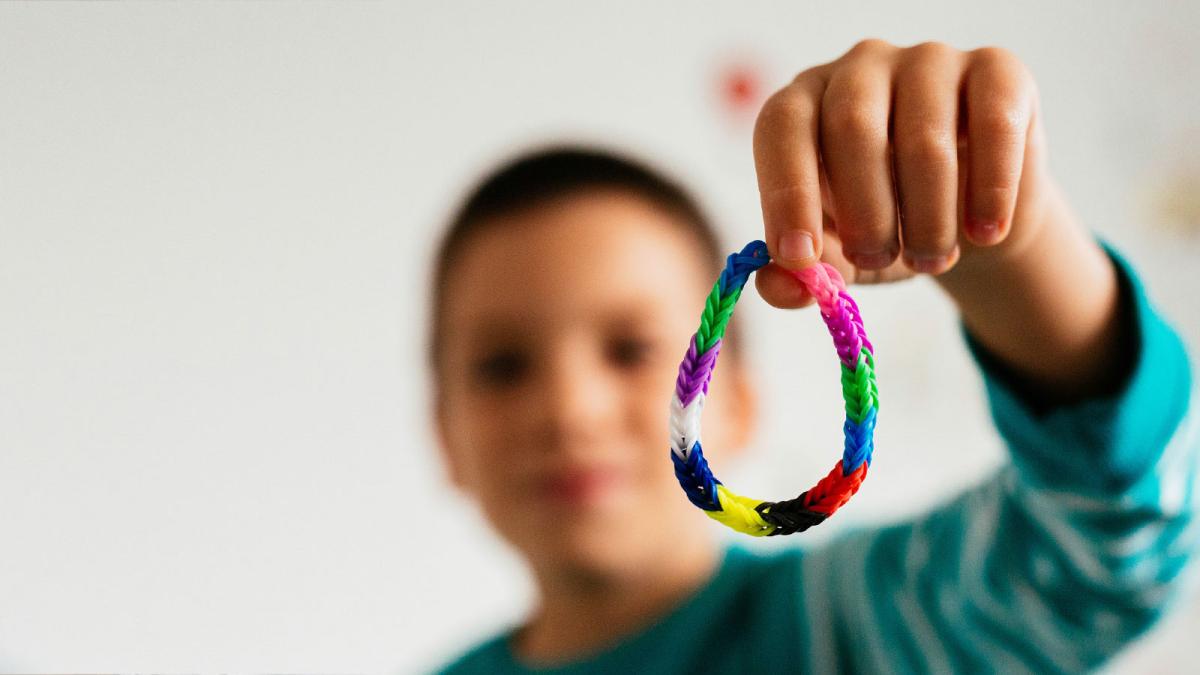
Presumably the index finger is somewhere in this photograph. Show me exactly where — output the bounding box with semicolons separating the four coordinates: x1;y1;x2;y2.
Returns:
753;65;831;273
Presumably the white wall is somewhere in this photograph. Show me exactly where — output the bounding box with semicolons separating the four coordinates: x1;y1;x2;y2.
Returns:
1;2;1197;672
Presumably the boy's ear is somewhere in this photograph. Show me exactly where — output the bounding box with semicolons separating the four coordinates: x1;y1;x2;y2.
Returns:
433;395;468;491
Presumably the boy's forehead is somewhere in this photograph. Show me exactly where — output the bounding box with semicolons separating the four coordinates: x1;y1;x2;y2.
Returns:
443;195;712;325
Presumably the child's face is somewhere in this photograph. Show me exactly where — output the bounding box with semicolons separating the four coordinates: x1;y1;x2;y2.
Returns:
435;189;755;578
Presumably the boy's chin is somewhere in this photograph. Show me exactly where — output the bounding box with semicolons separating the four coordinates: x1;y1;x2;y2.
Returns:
518;512;694;582
489;491;706;580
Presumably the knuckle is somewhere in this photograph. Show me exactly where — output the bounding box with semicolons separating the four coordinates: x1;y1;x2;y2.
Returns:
907;40;958;62
974;107;1027;140
848;37;894;57
789;64;828;88
971;45;1018;69
899;131;957;169
971;45;1034;89
823;100;883;139
754;88;813;139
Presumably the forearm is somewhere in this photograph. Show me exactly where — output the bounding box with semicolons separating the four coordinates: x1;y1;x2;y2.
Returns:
937;178;1134;407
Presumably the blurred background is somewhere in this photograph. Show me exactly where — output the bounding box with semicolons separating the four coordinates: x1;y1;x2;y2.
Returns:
1;1;1198;672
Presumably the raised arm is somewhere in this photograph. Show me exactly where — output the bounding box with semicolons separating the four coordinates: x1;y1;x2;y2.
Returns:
750;38;1199;672
795;242;1197;672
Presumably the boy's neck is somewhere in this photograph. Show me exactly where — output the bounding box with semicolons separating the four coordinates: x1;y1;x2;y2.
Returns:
510;534;722;666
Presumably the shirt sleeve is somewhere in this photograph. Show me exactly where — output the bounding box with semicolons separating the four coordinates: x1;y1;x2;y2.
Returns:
794;240;1200;674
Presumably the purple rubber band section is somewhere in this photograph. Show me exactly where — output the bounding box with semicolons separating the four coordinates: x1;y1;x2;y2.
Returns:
839;291;874;356
815;295;865;369
675;335;722;407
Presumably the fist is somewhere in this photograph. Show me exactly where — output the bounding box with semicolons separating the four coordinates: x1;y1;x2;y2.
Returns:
753;39;1051;308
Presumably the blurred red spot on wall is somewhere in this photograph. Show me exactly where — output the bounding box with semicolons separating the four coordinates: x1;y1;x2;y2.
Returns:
716;60;768;128
723;67;760;110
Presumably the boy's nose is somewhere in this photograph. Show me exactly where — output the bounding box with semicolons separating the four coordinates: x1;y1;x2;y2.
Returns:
534;348;620;453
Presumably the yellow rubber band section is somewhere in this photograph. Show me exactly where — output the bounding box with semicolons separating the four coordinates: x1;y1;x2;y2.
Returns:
705;485;774;536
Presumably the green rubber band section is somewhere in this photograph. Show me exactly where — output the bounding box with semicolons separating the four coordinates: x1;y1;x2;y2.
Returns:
840;349;879;424
697;282;741;353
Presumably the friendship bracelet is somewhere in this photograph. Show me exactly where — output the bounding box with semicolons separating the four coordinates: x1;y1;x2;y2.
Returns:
669;240;879;536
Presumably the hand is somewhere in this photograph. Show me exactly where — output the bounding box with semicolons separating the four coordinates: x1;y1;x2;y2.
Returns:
752;39;1052;309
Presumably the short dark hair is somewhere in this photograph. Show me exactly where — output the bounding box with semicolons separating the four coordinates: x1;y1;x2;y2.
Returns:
427;143;740;379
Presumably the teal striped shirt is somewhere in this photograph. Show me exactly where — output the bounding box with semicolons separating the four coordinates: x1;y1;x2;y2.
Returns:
435;243;1198;674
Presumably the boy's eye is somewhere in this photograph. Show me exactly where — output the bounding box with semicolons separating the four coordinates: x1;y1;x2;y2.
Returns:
608;337;656;369
473;350;529;387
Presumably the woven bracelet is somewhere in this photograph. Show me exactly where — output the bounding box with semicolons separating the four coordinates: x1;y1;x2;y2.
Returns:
668;240;879;536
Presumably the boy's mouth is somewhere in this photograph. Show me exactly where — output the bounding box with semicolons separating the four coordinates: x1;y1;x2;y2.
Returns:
538;465;626;508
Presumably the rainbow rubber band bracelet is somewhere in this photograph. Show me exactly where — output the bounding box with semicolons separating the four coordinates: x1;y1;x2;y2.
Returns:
669;240;879;536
